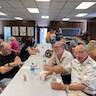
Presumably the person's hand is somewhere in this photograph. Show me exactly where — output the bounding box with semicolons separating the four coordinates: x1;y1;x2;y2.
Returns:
13;56;23;66
14;60;22;66
44;71;51;80
51;82;65;90
43;64;51;71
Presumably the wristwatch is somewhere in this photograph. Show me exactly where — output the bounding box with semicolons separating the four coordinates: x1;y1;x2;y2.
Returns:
8;63;11;67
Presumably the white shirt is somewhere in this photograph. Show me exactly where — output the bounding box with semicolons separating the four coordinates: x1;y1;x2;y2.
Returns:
65;56;96;94
48;50;73;68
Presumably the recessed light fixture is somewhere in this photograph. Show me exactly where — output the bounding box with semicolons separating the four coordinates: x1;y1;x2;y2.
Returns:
76;13;88;17
41;16;49;19
62;18;70;21
14;17;23;20
0;12;7;16
27;8;39;13
76;2;96;9
36;0;50;2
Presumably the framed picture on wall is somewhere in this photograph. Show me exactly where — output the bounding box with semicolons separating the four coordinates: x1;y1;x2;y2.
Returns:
12;26;19;36
27;27;34;36
20;26;26;36
4;27;11;42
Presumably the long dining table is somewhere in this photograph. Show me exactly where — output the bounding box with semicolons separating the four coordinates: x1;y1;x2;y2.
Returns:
0;44;88;96
0;54;67;96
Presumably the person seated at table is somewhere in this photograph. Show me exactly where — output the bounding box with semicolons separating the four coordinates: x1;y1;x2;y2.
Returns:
0;42;22;87
87;40;96;54
19;37;34;61
0;39;4;53
89;48;96;61
51;45;96;96
10;36;20;55
0;39;3;44
26;46;40;55
44;41;73;84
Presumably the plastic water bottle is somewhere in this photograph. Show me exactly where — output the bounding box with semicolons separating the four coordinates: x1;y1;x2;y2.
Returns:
30;63;35;73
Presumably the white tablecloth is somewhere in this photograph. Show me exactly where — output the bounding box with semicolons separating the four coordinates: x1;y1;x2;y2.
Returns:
0;51;88;96
0;55;66;96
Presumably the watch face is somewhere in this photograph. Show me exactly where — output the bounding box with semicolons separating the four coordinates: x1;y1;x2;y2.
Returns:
45;50;53;58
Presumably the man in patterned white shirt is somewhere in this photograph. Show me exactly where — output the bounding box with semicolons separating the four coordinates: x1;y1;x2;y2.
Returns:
51;44;96;96
44;41;73;84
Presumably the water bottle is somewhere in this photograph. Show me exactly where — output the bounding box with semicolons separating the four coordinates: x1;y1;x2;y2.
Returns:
30;63;35;73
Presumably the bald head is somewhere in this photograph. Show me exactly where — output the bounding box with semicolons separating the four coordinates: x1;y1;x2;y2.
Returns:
1;42;11;55
53;41;65;49
53;41;65;56
73;45;86;53
73;45;88;63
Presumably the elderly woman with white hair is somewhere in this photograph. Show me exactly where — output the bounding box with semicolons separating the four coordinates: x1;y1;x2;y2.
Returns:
87;40;96;54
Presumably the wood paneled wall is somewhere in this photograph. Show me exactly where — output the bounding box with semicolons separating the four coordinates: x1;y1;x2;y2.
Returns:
87;18;96;40
1;20;35;37
2;20;35;27
49;21;86;33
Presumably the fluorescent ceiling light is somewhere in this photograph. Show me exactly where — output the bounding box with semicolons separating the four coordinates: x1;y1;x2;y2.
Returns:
14;17;23;20
0;6;2;8
41;16;49;19
0;12;7;16
76;13;88;17
62;18;70;21
36;0;50;2
27;8;39;13
76;2;96;9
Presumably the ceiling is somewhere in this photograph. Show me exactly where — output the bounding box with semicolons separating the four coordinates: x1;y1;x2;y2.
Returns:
0;0;96;26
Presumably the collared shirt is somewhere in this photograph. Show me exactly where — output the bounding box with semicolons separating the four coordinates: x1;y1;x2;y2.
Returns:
48;50;73;68
65;56;96;95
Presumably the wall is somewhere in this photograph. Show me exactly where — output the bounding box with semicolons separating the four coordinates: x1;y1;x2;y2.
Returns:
2;20;35;36
49;21;87;33
87;18;96;40
0;20;36;42
2;20;35;27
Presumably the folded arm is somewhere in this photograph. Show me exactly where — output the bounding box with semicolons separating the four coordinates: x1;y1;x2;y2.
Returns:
51;82;86;91
0;56;22;74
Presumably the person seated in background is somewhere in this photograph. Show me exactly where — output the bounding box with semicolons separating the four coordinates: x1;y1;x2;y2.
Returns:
72;36;85;45
87;40;96;54
0;42;22;87
51;45;96;96
89;48;96;61
19;37;34;61
10;36;20;55
44;41;73;84
50;30;56;47
0;39;3;44
46;29;52;43
26;46;40;55
0;39;4;53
